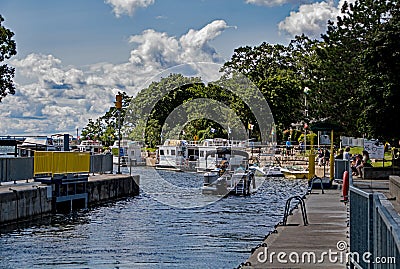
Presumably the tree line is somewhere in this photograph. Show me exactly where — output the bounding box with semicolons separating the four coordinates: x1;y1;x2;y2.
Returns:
1;1;399;147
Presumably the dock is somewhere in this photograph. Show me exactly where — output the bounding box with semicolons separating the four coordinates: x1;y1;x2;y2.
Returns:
242;186;349;268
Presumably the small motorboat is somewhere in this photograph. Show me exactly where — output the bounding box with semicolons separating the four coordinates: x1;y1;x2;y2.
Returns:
201;168;256;196
280;166;309;179
249;165;284;177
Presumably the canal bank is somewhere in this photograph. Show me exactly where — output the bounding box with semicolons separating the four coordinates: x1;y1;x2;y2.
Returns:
0;174;139;225
240;186;349;268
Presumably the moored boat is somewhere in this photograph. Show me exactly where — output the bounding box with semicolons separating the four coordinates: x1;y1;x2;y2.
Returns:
201;149;260;196
201;168;256;196
249;165;284;177
280;166;309;179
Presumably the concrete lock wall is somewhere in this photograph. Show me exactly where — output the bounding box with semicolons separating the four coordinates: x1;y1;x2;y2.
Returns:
0;186;52;224
0;175;140;225
390;175;400;200
87;175;140;206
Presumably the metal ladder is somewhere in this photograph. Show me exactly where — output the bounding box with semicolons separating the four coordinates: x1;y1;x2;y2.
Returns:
282;195;308;226
308;175;325;194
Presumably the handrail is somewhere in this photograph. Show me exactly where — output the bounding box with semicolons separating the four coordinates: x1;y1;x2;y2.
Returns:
282;195;308;226
307;176;324;194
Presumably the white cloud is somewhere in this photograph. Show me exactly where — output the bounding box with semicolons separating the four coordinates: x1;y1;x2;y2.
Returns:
3;21;229;136
245;0;298;6
278;0;357;38
129;20;229;68
105;0;155;17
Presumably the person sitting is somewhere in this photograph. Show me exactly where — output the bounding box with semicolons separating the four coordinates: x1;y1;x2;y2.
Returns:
362;150;372;167
317;148;325;166
351;155;362;176
356;151;373;178
335;149;344;159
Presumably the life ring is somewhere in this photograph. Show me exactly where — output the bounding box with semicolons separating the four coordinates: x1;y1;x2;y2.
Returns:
342;171;349;202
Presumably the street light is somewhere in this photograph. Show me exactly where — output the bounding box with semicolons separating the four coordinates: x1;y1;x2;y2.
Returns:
304;87;310;154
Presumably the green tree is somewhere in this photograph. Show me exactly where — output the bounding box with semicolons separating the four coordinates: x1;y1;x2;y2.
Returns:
0;15;17;101
81;91;132;146
222;42;305;139
315;0;400;140
357;0;400;140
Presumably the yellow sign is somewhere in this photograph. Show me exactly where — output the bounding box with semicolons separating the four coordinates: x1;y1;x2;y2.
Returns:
193;135;199;141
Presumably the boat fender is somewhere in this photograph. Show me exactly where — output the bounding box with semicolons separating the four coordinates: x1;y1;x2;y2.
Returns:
342;171;349;202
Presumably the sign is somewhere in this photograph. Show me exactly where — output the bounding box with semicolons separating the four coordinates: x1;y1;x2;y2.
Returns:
119;147;125;156
364;139;384;159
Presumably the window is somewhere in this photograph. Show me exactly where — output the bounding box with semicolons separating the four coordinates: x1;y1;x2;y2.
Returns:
171;150;176;156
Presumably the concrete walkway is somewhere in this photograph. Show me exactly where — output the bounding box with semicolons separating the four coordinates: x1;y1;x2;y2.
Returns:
242;186;349;268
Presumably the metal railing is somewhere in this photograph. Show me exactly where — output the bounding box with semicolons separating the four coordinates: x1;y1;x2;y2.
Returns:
90;154;113;174
349;185;400;268
0;157;34;184
0;154;113;183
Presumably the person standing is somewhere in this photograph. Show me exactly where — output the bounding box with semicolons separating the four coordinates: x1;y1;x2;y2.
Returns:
285;138;292;156
343;146;351;160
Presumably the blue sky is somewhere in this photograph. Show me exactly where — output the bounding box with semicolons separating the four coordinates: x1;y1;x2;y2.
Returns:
0;0;348;136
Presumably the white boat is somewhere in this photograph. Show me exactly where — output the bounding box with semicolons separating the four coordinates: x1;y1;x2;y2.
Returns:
280;166;309;179
201;168;256;196
196;138;246;172
77;140;103;154
201;150;261;196
18;137;57;156
156;139;199;171
249;165;284;177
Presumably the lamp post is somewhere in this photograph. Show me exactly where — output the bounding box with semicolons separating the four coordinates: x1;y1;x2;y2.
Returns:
304;87;310;155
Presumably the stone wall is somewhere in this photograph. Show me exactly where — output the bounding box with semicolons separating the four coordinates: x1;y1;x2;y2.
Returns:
362;167;400;179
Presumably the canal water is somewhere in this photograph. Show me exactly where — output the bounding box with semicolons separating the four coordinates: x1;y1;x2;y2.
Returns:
0;167;307;269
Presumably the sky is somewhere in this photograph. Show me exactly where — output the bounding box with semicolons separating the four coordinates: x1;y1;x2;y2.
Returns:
0;0;350;137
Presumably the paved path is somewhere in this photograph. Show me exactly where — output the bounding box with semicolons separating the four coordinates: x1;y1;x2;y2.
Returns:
242;186;349;268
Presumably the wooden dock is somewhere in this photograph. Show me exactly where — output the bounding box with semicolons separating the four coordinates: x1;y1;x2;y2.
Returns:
242;186;349;268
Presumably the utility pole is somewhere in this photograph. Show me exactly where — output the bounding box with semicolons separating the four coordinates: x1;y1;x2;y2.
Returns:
116;94;123;174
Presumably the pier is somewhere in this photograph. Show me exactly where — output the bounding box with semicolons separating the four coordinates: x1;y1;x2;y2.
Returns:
242;186;349;268
240;170;400;269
